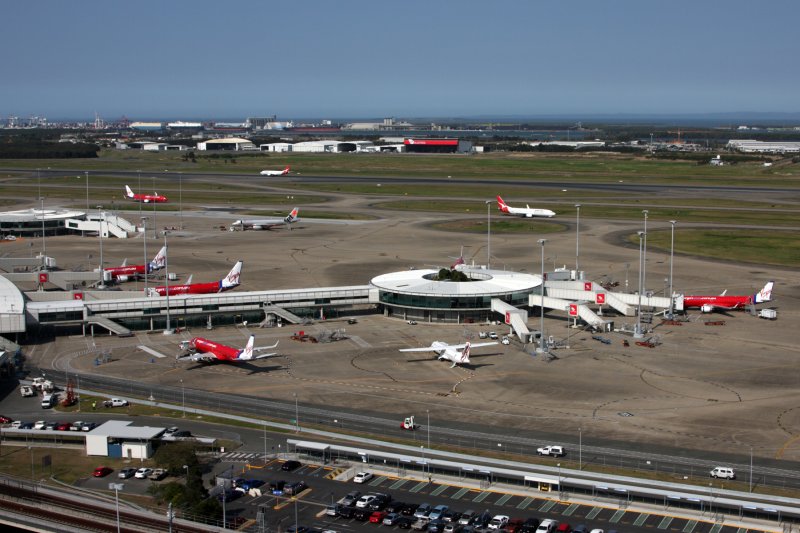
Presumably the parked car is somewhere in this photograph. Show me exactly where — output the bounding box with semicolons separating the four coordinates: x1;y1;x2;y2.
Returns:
55;422;71;431
401;503;419;516
44;421;57;430
479;331;487;339
19;422;34;430
412;518;430;531
473;511;494;528
356;494;377;508
459;511;477;526
488;515;509;530
0;415;13;424
281;460;302;471
336;505;356;519
507;519;526;533
235;478;263;492
571;526;589;533
520;518;541;533
353;471;374;484
149;468;168;481
383;512;402;526
325;505;338;517
536;519;559;533
428;520;446;533
353;508;372;521
536;445;565;457
444;523;462;533
134;467;153;479
20;385;35;397
103;398;128;408
501;336;510;345
284;480;308;496
92;466;113;477
338;490;361;506
10;421;22;429
387;501;409;514
81;422;96;432
118;467;137;479
270;480;287;494
397;516;414;529
443;511;462;523
414;503;433;518
429;507;449;522
69;421;84;431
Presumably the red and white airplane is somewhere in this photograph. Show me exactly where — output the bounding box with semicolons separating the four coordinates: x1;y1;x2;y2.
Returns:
496;195;555;218
147;261;242;297
260;166;290;176
125;185;168;203
399;340;497;368
682;281;774;313
232;207;299;231
104;245;166;282
178;335;279;363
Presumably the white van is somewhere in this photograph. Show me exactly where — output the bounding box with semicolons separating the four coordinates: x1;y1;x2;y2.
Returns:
41;393;56;409
710;466;735;479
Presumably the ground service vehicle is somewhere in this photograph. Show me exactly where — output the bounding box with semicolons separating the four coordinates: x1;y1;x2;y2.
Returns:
710;466;735;479
536;445;565;457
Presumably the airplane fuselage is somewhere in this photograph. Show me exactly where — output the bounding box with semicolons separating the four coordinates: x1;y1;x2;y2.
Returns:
104;264;149;280
151;281;227;297
682;295;752;310
190;337;241;361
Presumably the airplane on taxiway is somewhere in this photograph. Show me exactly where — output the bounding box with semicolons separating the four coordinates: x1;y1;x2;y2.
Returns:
682;281;773;313
496;195;555;218
232;207;299;231
104;246;166;282
177;334;279;363
399;340;497;368
125;185;168;203
260;166;290;176
147;261;242;296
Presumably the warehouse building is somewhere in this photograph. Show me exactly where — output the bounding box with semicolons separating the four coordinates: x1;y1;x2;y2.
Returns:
727;140;800;153
403;138;472;154
196;138;256;151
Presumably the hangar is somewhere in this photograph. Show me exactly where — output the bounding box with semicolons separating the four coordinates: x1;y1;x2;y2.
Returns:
196;138;256;151
404;138;473;154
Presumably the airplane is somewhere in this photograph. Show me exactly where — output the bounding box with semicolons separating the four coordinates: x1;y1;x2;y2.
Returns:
496;195;555;218
125;185;168;203
232;207;299;231
260;166;291;176
682;281;774;313
103;245;166;282
399;340;498;368
147;261;242;296
177;334;279;363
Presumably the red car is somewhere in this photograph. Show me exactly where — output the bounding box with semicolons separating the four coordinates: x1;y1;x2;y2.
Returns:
55;422;71;431
506;519;526;533
370;511;388;523
0;416;12;424
93;466;113;477
555;523;571;533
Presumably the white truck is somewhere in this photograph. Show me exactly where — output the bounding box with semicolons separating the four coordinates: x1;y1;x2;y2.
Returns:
32;377;54;392
20;385;35;397
536;445;565;457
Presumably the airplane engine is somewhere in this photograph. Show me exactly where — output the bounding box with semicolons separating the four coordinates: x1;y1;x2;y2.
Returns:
117;275;130;282
252;225;263;230
701;304;715;313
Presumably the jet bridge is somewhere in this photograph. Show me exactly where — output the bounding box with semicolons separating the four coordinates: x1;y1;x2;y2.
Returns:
529;294;610;331
490;299;531;342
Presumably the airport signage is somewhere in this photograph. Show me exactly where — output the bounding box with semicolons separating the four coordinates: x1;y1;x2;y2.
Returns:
596;293;606;305
584;282;592;291
505;312;511;325
38;273;48;283
73;292;84;300
568;303;578;317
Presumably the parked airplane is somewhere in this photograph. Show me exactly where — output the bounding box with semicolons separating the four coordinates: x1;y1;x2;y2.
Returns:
104;246;166;282
682;281;774;313
124;185;168;203
399;340;498;368
178;335;279;363
496;195;555;218
147;261;242;296
232;207;299;231
260;166;290;176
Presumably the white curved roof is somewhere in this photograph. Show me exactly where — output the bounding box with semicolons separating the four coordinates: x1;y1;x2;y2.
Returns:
0;208;86;223
370;267;542;297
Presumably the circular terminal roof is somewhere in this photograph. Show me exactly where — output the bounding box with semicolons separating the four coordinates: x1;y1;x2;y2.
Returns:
0;208;86;223
370;267;542;297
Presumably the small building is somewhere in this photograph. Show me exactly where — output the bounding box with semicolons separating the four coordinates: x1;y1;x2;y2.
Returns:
196;138;256;151
404;138;472;154
261;143;293;152
85;420;166;459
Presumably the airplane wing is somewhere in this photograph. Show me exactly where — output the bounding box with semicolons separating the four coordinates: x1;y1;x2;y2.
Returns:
399;347;439;353
251;351;279;360
444;341;498;350
253;340;279;352
177;352;218;363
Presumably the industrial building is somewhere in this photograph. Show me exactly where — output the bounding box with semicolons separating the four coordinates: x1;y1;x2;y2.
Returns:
196;138;256;151
726;139;800;153
403;138;473;153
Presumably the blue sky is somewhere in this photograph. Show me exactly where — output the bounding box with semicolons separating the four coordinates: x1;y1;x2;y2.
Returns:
3;0;799;120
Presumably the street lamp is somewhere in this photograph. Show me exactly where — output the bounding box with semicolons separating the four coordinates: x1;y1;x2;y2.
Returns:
635;231;645;338
179;172;184;230
109;482;123;533
642;210;649;297
152;176;158;238
749;446;753;493
426;409;430;451
85;171;89;215
294;393;299;432
537;239;547;353
163;231;172;334
180;379;185;418
578;427;582;471
575;204;581;275
485;200;492;268
97;206;106;289
140;217;149;293
668;220;677;318
137;170;142;217
39;196;46;262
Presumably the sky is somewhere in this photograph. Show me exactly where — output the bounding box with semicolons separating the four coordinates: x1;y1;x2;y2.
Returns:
3;0;800;121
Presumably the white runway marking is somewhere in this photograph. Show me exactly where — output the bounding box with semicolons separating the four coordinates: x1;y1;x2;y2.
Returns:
138;345;169;359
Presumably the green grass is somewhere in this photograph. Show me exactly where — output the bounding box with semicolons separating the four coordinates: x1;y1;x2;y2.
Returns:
431;218;565;234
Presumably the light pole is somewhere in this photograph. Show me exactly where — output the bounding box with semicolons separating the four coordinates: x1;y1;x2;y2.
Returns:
152;176;158;238
39;196;46;262
141;217;149;293
163;231;172;334
668;220;677;318
575;204;581;274
137;170;142;217
642;210;649;297
220;480;227;529
537;239;547;353
179;172;183;230
294;393;299;432
97;206;106;289
180;379;185;418
85;171;89;215
749;446;753;493
485;200;492;268
578;427;582;471
426;409;430;451
635;231;645;338
557;462;561;491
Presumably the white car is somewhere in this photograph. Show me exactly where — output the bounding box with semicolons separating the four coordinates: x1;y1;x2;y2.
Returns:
353;471;374;484
537;519;559;533
488;331;498;339
501;336;510;345
355;494;377;508
487;515;509;530
33;420;46;430
537;445;565;457
134;467;153;479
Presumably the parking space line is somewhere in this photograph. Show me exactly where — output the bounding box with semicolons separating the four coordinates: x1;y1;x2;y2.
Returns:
495;494;513;506
390;479;409;490
735;529;747;533
539;500;557;512
451;487;470;500
633;514;649;526
658;516;674;529
586;507;602;520
410;481;429;493
516;497;533;509
369;476;388;486
473;491;491;502
562;503;579;516
683;520;698;533
709;524;723;533
431;485;448;496
609;510;626;523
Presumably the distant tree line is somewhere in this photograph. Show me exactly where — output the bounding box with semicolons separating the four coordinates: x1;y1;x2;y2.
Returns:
0;139;99;158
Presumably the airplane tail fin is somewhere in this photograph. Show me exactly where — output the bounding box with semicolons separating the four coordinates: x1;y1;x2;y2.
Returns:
185;274;193;284
238;335;256;360
755;281;774;303
121;258;128;267
150;246;167;271
496;195;509;213
283;166;290;175
458;341;471;365
221;261;243;289
125;185;134;198
285;207;299;224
